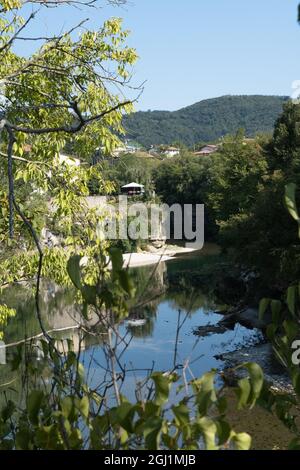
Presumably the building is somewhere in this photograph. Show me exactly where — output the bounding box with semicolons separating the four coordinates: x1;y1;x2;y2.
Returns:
121;182;145;196
194;145;219;156
162;147;180;158
124;140;141;154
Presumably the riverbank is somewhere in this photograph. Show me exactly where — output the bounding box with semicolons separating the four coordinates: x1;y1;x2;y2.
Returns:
122;244;203;268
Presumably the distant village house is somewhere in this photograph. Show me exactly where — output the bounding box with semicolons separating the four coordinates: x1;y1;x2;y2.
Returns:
194;144;219;156
121;182;145;196
162;146;180;157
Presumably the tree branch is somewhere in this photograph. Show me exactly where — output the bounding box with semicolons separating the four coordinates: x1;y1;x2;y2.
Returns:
1;99;133;135
0;12;37;54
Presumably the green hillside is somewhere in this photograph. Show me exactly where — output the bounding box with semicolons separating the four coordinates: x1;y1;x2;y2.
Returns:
123;95;289;147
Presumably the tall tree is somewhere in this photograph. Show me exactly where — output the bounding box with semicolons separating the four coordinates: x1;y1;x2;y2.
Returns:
0;0;138;335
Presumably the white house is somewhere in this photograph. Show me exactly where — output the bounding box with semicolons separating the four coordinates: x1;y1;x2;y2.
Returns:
162;147;180;158
121;182;145;196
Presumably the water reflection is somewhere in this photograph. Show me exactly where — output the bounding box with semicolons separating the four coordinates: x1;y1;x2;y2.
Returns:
0;254;262;403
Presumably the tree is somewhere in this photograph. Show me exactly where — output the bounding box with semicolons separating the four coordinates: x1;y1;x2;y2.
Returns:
0;0;138;236
208;130;268;223
123;96;287;147
0;0;139;337
216;106;300;290
153;153;218;239
271;101;300;172
90;153;159;196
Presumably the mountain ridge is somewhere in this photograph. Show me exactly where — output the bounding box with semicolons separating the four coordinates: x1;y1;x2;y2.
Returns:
123;95;289;147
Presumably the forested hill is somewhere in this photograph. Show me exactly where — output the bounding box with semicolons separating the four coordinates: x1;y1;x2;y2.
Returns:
123;95;289;147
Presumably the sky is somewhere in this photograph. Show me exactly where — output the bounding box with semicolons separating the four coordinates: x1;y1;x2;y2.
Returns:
18;0;300;111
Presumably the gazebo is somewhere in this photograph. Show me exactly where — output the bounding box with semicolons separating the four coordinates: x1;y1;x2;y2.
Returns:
121;182;145;196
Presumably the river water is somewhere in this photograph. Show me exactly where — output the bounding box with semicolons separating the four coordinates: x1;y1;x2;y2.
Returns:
0;249;262;396
1;249;296;448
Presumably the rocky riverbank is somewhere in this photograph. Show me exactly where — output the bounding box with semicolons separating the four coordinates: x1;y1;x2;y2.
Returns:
217;343;293;393
194;307;293;393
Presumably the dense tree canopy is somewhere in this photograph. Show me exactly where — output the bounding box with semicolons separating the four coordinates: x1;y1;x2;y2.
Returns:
153;152;218;239
90;153;160;196
212;103;300;289
123;95;288;147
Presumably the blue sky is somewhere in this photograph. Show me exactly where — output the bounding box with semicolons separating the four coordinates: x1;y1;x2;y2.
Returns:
20;0;300;111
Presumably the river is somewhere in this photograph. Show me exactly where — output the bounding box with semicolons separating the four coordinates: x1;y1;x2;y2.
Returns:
0;247;294;449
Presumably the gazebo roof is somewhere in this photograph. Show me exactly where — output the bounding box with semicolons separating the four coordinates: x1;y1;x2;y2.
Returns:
121;182;144;188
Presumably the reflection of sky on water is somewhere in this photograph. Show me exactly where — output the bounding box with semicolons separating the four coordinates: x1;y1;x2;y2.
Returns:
83;300;262;400
0;254;263;404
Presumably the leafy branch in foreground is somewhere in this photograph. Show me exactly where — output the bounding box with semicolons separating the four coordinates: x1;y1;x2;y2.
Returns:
0;365;262;450
257;183;300;447
0;0;139;336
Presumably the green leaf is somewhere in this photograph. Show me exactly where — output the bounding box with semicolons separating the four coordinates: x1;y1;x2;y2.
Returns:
266;323;278;341
287;286;297;317
109;403;136;433
118;270;134;296
109;247;123;272
194;370;217;415
65;350;77;370
231;432;251;450
291;370;300;396
16;428;31;450
216;419;231;446
11;344;23;371
1;400;16;422
67;255;82;289
68;428;83;449
151;372;172;406
259;298;270;321
271;300;282;324
81;285;97;306
35;424;62;450
136;401;160;420
197;417;218;450
216;395;227;414
76;363;85;386
236;377;251;409
285;183;299;222
61;397;73;419
143;416;163;450
243;363;264;407
27;390;44;425
172;403;190;426
283;319;299;342
79;396;89;420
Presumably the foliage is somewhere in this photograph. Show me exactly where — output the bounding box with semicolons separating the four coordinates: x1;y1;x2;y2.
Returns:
0;0;138;285
124;95;288;147
153;153;217;239
0;0;298;454
0;355;264;450
208;130;268;223
89;153;160;197
214;103;300;289
0;304;15;340
256;183;300;445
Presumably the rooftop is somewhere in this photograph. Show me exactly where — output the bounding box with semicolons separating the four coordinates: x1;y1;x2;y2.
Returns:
121;182;145;188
